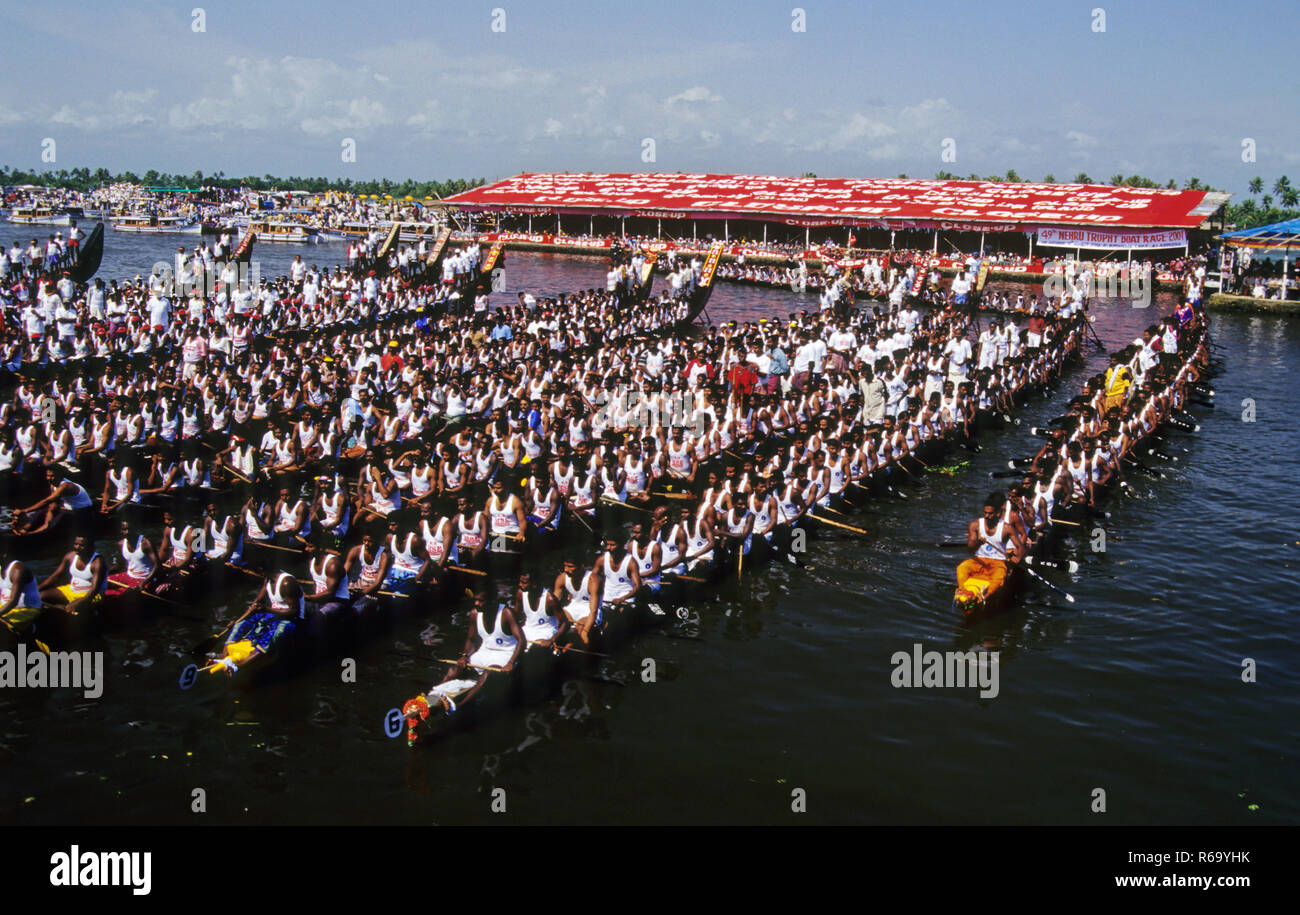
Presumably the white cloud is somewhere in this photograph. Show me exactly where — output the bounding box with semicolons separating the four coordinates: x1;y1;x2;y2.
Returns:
45;89;158;131
665;86;723;107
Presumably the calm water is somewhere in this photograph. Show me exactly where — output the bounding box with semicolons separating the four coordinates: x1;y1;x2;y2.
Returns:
2;229;1296;826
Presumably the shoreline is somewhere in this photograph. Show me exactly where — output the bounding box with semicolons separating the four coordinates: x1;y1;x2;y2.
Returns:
1205;292;1300;314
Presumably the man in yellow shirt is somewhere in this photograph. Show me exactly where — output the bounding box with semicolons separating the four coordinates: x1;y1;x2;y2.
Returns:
1103;352;1132;414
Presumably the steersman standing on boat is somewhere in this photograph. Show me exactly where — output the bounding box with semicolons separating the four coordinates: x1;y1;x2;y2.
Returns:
954;491;1026;612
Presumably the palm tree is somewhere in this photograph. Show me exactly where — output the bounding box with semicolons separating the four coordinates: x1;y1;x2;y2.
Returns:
1073;172;1092;184
1282;188;1299;209
1042;173;1056;183
1005;169;1021;183
1262;195;1273;210
1184;177;1204;190
1109;173;1125;186
1272;175;1291;197
1248;177;1263;196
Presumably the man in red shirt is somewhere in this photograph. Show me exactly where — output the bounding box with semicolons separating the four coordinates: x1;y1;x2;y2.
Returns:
726;358;757;396
381;341;404;373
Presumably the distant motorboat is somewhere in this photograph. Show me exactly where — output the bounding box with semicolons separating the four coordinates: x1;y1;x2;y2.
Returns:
247;219;321;243
111;213;201;234
9;205;79;226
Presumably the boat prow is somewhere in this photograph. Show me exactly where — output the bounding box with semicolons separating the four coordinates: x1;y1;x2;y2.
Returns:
952;557;1016;619
70;222;104;283
232;228;256;263
681;240;724;325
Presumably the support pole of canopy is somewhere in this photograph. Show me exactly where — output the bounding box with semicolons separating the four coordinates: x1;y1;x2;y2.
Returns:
693;221;697;242
763;224;767;244
590;215;593;236
620;216;625;237
1284;248;1290;301
657;218;661;238
528;214;532;233
1028;233;1033;260
890;229;896;252
979;232;985;257
557;214;561;234
724;220;729;241
805;227;810;249
1126;248;1132;272
933;230;938;255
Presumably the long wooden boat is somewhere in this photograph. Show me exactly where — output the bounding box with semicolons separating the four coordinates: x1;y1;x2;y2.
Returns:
951;317;1211;617
70;222;104;283
681;240;724;325
397;315;1091;746
374;222;401;269
232;227;256;263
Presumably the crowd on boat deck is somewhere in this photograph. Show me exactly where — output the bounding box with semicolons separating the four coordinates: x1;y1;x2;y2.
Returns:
953;297;1208;604
0;212;1110;670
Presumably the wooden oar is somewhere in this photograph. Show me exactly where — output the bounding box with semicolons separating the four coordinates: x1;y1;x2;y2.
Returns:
809;513;871;536
1025;556;1079;573
247;540;306;554
447;564;488;577
816;503;859;522
434;658;509;672
1019;561;1076;603
188;619;234;657
602;496;648;513
569;508;595;534
1047;517;1084;527
222;465;253;484
225;561;263;578
554;643;610;658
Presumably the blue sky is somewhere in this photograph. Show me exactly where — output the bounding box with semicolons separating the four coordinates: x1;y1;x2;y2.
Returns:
0;0;1294;198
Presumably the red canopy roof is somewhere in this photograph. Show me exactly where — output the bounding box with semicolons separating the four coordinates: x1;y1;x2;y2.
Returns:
447;173;1216;230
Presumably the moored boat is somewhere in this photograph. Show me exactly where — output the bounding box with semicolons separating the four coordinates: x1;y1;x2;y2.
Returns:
246;219;321;243
9;205;75;226
111;213;200;234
